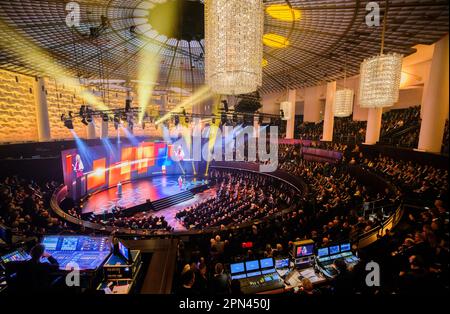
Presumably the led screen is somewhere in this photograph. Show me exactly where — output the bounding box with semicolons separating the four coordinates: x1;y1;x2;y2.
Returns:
61;141;195;200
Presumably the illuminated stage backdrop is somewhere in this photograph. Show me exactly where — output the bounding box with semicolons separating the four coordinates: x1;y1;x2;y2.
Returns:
61;140;195;200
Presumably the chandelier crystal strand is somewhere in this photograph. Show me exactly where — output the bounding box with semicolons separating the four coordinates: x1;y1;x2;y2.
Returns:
334;89;354;117
359;53;403;108
205;0;264;95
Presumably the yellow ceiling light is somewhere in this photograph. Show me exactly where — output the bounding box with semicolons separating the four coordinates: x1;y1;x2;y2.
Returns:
263;33;290;48
266;4;301;22
262;58;268;67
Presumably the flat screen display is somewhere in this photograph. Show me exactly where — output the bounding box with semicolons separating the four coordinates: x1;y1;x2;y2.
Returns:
61;141;190;200
245;260;260;272
1;249;30;264
318;247;329;257
259;258;274;269
118;241;130;262
329;245;340;255
230;262;245;274
246;271;261;277
275;258;289;269
231;274;247;280
261;268;276;275
340;243;351;252
295;244;314;257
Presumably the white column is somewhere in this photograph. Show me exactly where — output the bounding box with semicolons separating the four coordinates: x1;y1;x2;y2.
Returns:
304;86;322;123
253;115;260;138
285;89;296;139
33;77;51;141
417;34;449;153
87;122;96;139
364;108;383;145
322;81;336;141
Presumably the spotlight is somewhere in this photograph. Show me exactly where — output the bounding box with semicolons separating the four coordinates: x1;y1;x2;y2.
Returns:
182;108;186;116
86;115;93;123
81;118;88;126
79;105;86;117
114;113;120;123
64;119;74;130
60;113;66;122
125;99;131;112
280;109;284;118
68;111;73;118
121;112;128;122
212;117;216;124
102;114;109;122
174;115;179;126
185;117;189;123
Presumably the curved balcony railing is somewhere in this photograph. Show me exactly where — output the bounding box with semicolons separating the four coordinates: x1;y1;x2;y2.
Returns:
50;162;404;249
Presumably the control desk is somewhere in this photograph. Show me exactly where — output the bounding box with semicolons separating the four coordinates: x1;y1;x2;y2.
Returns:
41;235;111;271
316;243;360;278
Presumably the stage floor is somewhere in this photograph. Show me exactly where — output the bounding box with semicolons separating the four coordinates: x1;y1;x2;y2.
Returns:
82;175;205;215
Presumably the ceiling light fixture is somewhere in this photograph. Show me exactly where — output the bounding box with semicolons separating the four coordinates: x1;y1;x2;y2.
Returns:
359;0;402;108
266;4;301;22
263;33;290;48
205;0;264;95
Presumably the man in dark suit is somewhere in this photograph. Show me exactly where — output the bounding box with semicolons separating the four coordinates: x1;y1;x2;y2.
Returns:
6;243;59;293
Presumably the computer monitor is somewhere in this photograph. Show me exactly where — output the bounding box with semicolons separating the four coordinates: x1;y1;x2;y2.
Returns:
246;270;262;277
118;241;131;263
230;262;245;274
275;258;289;269
295;244;314;258
245;260;260;272
261;268;276;275
340;243;351;252
259;258;274;269
0;248;30;264
231;273;247;280
317;247;329;257
329;245;340;255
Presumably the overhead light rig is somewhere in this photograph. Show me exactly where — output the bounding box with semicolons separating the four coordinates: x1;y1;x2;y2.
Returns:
61;104;283;130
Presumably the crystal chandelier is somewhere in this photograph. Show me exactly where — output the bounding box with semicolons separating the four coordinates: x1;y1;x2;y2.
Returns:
359;53;403;108
334;89;354;117
358;0;402;108
204;0;264;95
334;53;354;117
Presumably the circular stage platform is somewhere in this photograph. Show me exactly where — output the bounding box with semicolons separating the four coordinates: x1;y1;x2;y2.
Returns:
81;175;208;216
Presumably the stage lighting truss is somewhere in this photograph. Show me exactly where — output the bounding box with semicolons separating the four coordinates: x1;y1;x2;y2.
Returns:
61;106;284;130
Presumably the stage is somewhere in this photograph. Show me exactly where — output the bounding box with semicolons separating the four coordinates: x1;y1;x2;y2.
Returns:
81;175;207;215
